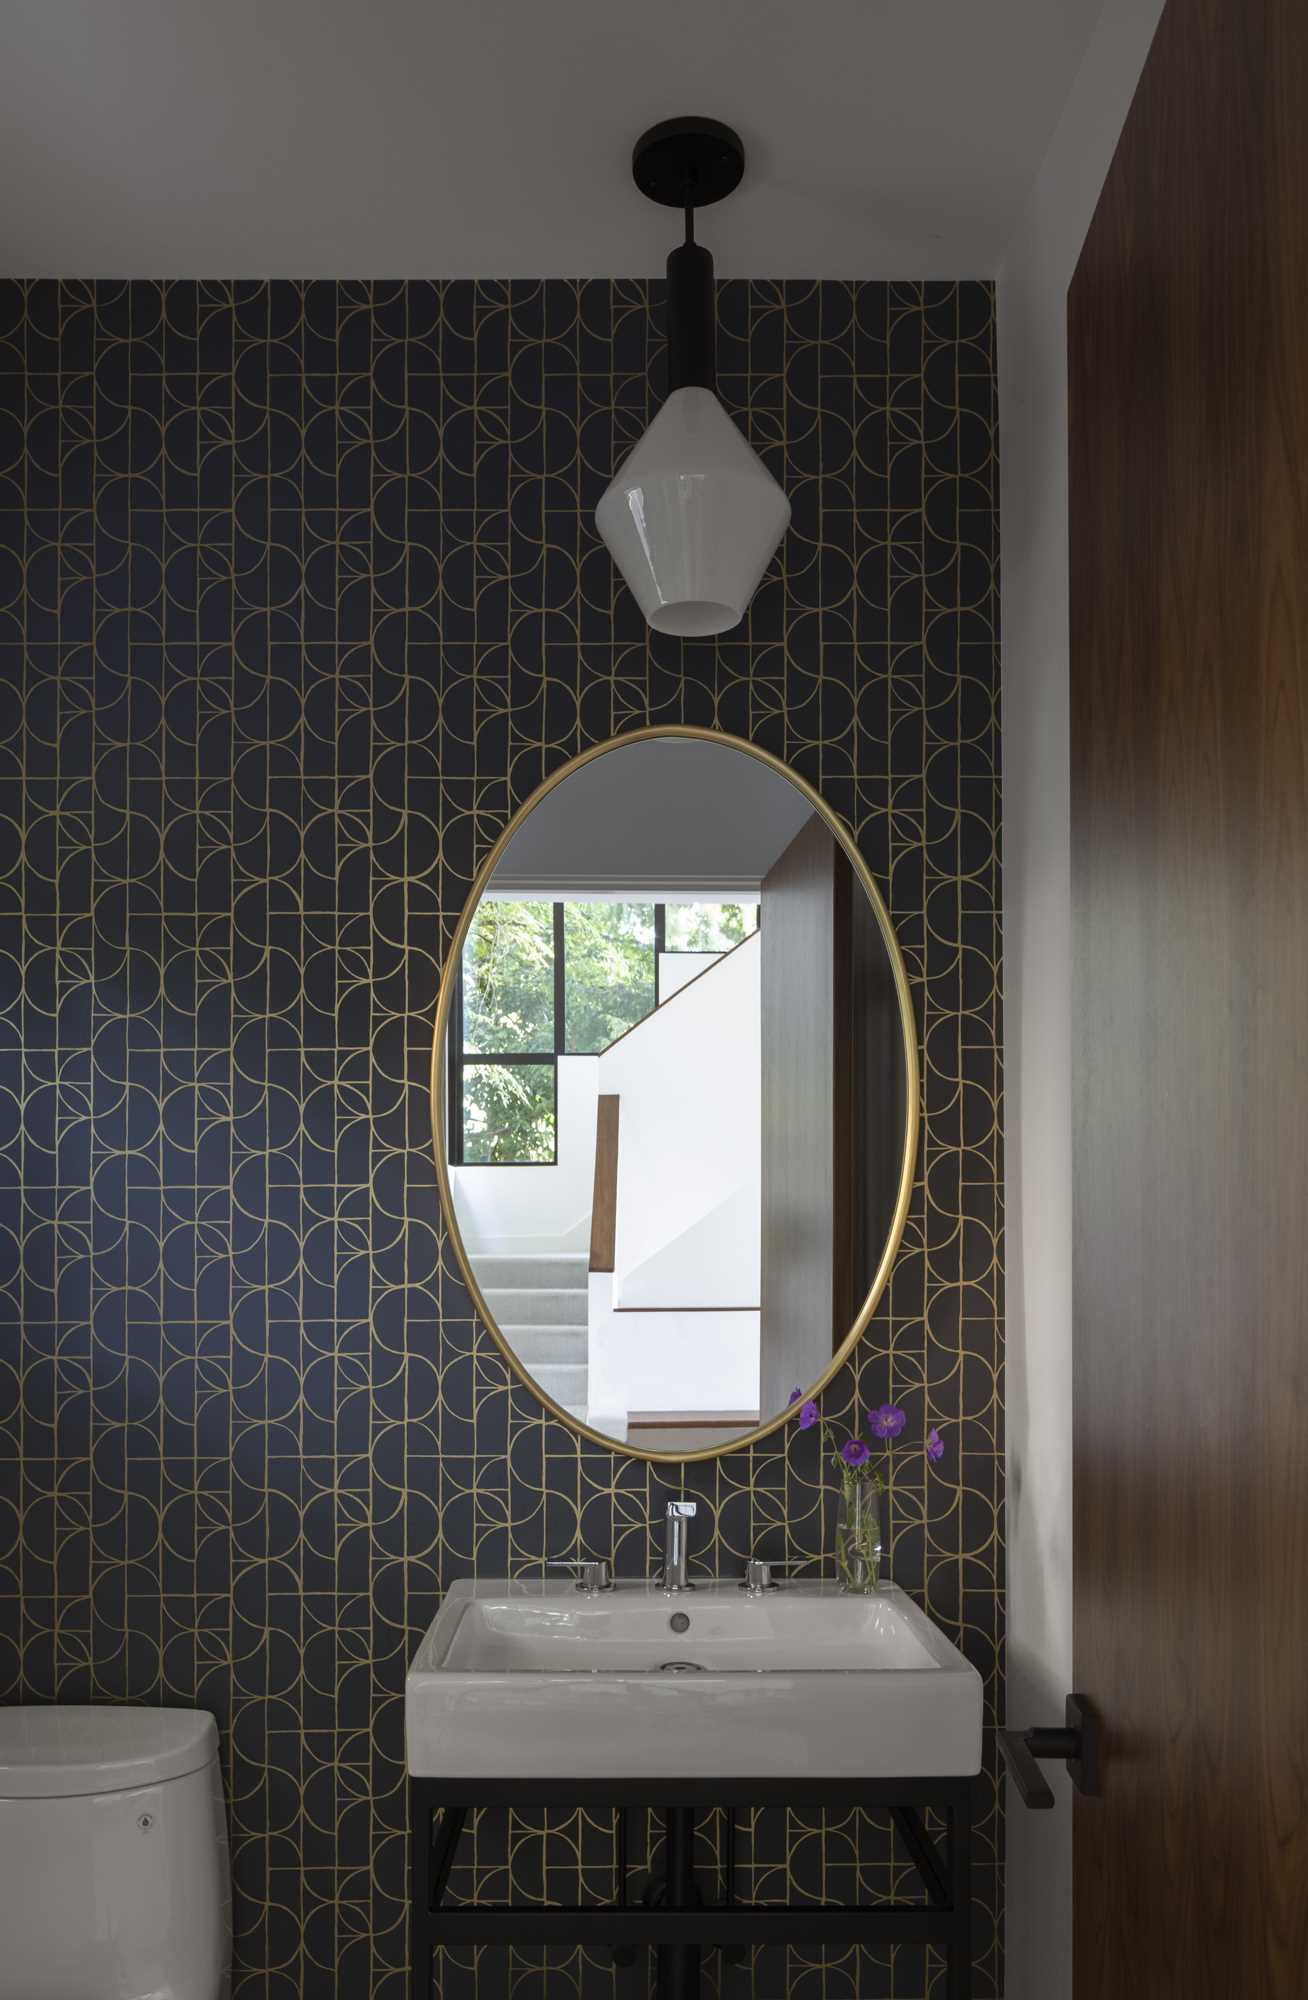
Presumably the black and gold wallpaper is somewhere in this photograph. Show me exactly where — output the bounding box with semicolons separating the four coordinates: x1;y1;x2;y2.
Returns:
0;278;1002;1998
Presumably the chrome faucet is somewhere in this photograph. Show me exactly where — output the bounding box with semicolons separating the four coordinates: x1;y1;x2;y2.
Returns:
660;1499;697;1592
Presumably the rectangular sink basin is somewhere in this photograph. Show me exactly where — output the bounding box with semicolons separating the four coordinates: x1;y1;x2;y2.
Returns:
406;1580;982;1780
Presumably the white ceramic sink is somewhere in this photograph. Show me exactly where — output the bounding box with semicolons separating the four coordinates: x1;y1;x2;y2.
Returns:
406;1580;982;1780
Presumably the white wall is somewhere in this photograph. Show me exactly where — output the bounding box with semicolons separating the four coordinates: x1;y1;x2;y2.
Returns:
586;1273;759;1423
450;1056;598;1254
997;5;1163;1993
622;1185;757;1309
598;932;760;1309
658;950;721;1001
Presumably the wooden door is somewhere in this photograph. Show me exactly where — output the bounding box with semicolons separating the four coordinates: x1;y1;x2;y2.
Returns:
1069;0;1308;1993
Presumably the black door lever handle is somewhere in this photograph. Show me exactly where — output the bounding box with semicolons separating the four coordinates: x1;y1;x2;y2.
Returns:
998;1728;1057;1808
998;1693;1101;1809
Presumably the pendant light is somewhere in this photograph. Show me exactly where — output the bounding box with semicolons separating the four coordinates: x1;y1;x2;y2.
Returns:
596;117;790;638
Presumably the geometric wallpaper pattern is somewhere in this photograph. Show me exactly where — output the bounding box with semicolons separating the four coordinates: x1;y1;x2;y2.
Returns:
0;277;1002;1997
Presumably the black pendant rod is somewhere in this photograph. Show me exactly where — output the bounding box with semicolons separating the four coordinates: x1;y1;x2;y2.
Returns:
631;117;745;397
666;227;715;394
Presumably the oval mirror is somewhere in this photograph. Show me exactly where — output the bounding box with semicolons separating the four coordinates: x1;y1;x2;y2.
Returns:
432;728;918;1461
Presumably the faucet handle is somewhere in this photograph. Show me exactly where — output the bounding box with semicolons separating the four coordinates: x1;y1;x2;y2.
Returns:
546;1558;613;1594
665;1499;697;1518
741;1558;811;1594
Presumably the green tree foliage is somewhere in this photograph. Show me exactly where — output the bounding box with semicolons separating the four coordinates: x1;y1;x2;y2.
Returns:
564;902;656;1052
462;1061;555;1164
664;901;755;951
462;900;555;1054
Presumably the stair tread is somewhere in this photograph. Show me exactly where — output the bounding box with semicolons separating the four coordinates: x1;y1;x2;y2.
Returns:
482;1289;587;1327
482;1288;588;1301
500;1321;588;1334
473;1254;588;1272
476;1251;587;1260
506;1334;587;1359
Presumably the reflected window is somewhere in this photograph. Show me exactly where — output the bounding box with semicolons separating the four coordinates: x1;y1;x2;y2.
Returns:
462;900;555;1054
564;902;656;1053
451;897;659;1163
451;897;764;1162
663;900;759;953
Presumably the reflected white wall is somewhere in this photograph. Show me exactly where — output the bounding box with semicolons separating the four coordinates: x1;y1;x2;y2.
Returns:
657;949;721;1001
599;932;760;1310
587;1276;759;1423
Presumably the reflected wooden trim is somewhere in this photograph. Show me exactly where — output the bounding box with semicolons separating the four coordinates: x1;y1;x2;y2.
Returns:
588;1094;619;1274
613;1304;760;1314
760;812;841;1413
627;1410;761;1429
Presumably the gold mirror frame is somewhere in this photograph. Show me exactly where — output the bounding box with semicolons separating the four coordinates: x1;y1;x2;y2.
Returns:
430;725;920;1464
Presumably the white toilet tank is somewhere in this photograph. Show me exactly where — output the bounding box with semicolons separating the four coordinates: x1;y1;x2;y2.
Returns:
0;1706;231;2000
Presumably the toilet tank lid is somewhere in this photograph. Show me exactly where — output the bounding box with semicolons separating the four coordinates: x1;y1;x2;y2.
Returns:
0;1707;219;1798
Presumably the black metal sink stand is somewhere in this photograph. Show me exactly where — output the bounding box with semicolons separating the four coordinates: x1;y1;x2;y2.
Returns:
410;1775;975;2000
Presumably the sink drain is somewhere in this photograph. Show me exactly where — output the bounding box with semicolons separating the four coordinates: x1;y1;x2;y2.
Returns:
658;1660;704;1673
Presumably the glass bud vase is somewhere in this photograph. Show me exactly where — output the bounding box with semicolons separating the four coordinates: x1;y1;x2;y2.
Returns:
835;1471;883;1594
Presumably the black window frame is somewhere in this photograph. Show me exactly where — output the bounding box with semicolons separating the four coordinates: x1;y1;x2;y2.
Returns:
449;902;565;1169
448;897;759;1165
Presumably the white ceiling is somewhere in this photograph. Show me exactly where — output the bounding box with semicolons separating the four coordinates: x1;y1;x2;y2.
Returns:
493;739;815;891
2;0;1104;278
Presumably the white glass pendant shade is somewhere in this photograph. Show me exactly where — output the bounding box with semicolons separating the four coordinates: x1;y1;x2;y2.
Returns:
595;387;791;637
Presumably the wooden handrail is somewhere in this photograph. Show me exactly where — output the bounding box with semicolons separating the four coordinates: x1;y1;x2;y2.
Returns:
588;1094;620;1273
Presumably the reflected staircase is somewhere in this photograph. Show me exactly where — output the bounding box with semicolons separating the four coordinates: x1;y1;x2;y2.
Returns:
473;1253;589;1421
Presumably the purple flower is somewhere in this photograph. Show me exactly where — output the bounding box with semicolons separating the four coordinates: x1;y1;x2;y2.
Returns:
841;1438;871;1468
868;1403;907;1440
788;1386;803;1405
926;1426;944;1462
799;1400;820;1430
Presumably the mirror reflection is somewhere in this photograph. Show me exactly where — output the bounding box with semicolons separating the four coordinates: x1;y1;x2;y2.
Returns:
438;735;912;1455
